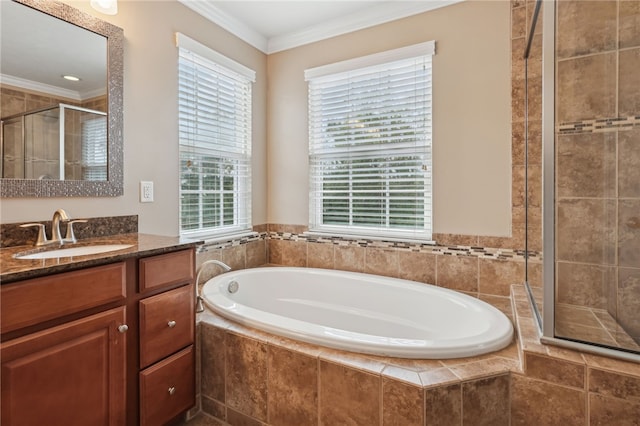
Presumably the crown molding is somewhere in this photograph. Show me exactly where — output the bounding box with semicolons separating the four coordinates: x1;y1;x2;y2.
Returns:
267;0;463;54
177;0;268;53
178;0;463;55
0;74;83;101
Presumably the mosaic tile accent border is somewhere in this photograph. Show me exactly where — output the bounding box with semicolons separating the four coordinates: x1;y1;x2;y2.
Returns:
196;229;543;262
558;115;640;134
197;232;268;252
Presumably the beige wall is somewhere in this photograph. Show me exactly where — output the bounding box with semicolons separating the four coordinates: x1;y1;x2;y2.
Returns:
267;0;512;236
0;0;268;236
1;0;511;239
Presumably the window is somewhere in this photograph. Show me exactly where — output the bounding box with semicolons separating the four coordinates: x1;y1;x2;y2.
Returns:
81;115;108;181
177;33;254;238
306;41;434;241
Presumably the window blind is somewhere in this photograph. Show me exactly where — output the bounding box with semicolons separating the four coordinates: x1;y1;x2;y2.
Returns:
307;43;433;241
81;115;108;181
178;34;253;237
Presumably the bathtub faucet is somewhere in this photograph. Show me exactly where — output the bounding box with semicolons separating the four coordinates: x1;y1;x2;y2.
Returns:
195;260;232;313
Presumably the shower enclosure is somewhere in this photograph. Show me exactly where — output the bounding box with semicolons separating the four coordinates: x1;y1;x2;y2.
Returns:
1;103;107;181
524;0;640;361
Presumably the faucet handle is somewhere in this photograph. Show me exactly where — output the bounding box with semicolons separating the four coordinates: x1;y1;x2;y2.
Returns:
64;219;88;244
20;223;49;246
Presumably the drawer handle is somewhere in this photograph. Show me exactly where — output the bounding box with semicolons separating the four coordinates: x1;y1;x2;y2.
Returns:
117;324;129;333
167;320;177;328
168;386;176;395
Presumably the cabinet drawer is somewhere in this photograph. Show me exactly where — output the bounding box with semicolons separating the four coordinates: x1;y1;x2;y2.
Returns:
139;284;194;368
139;249;194;292
1;262;126;334
139;346;194;426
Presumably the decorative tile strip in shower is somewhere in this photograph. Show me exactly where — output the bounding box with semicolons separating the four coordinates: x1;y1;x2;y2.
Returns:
558;114;640;134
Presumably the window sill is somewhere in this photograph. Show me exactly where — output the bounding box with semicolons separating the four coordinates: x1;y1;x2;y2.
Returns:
182;230;259;246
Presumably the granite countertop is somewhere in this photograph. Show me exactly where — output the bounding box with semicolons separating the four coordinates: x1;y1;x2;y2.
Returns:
0;233;202;284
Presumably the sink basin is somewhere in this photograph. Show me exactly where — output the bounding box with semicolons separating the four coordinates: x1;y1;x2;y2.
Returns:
15;244;134;260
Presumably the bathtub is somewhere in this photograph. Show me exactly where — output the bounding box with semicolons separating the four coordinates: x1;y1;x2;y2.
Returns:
201;267;514;359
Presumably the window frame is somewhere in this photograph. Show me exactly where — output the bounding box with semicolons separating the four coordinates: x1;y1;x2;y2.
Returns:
305;41;435;242
177;33;255;240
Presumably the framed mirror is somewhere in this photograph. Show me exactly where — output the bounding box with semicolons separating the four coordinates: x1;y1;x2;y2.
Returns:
0;0;123;197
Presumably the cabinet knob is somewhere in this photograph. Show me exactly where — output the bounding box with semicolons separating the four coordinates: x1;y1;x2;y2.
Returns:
168;386;176;395
117;324;129;333
167;320;176;328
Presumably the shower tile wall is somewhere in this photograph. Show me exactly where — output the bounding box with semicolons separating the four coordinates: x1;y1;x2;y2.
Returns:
555;0;640;345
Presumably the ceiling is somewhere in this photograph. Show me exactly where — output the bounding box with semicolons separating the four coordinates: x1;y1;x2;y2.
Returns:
178;0;463;54
0;0;107;102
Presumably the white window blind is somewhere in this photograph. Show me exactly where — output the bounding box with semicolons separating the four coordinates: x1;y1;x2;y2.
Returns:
306;42;434;241
81;115;107;181
177;33;253;237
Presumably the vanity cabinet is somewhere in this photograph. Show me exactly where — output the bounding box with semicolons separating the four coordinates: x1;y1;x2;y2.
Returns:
1;246;197;426
137;250;195;426
0;263;128;426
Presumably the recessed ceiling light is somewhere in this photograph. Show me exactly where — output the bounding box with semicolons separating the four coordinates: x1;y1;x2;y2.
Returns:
62;75;81;82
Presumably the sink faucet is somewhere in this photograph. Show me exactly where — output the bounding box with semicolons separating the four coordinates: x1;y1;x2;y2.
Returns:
51;209;70;244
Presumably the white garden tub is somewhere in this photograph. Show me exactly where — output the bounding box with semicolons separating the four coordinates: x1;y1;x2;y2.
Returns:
201;267;513;359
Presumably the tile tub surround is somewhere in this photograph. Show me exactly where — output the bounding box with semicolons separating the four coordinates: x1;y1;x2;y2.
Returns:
189;284;640;425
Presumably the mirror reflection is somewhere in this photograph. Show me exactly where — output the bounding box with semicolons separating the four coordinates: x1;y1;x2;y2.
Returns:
0;0;108;181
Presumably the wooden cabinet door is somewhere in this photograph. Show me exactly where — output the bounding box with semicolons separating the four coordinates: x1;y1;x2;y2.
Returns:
1;307;126;426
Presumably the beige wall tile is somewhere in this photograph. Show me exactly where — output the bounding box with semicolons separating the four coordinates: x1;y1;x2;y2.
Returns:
462;375;510;426
526;76;542;122
225;333;268;421
365;247;399;278
557;53;616;123
617;267;640;342
334;245;365;273
589;368;640;401
319;360;380;426
382;378;423;426
201;324;226;402
524;353;584;388
201;395;226;421
620;0;640;49
619;200;640;268
226;408;264;426
512;77;526;123
557;132;616;198
398;251;436;284
432;234;479;247
269;239;307;267
590;393;640;426
557;199;616;265
425;383;462;426
267;346;318;426
307;243;334;269
512;121;526;166
619;48;640;116
436;255;478;293
222;245;246;271
246;239;267;267
619;128;640;198
557;262;614;309
512;38;526;84
512;7;526;39
557;0;617;59
511;375;586;425
479;258;524;296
